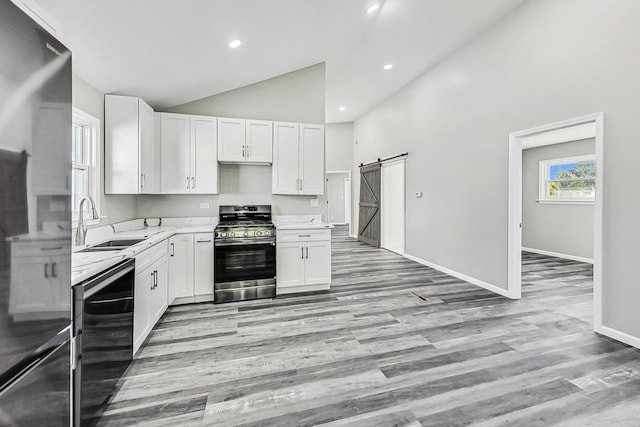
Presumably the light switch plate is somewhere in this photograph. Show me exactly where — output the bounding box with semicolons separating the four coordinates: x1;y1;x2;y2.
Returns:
310;198;319;208
200;202;210;209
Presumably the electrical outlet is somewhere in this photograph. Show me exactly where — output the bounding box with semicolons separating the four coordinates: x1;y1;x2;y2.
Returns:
415;192;423;198
50;199;66;212
200;202;210;209
310;198;319;208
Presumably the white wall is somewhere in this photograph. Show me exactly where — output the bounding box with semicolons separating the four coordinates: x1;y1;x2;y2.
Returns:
72;73;137;224
522;138;594;260
136;63;327;219
353;0;640;340
326;122;353;171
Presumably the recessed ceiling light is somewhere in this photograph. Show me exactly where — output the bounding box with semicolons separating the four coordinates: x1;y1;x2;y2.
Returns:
339;106;347;111
383;64;393;70
366;3;379;14
228;40;242;49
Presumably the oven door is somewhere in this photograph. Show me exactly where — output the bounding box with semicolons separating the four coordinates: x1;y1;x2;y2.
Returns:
214;240;276;284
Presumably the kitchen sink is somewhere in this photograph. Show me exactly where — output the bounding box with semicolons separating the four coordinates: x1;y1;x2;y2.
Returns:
76;238;146;252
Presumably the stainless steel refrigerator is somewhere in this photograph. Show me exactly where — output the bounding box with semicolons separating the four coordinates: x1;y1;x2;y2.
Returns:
0;0;72;425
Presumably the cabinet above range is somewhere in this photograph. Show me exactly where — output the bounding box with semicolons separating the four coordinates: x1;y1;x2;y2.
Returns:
218;118;273;164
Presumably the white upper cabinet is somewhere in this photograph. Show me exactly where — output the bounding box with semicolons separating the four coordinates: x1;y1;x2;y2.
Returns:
105;95;157;194
158;113;218;194
245;120;273;163
272;122;324;195
299;124;325;195
218;118;273;164
217;118;246;163
190;115;218;194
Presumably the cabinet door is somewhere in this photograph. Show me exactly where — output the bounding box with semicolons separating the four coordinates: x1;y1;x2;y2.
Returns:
105;95;140;194
160;113;191;194
138;99;157;194
304;241;332;285
49;254;71;313
246;120;273;163
193;233;214;296
299;124;325;195
168;234;194;301
276;242;305;288
150;255;168;324
133;270;152;354
217;117;246;163
190;115;218;194
272;122;300;194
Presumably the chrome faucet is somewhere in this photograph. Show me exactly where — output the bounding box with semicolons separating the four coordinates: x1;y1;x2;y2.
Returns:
75;196;100;246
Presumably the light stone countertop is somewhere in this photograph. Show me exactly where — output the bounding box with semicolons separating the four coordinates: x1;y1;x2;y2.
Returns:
272;214;334;230
71;222;216;286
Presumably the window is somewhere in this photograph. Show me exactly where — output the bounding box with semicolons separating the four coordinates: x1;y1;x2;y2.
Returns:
72;108;100;222
539;154;596;203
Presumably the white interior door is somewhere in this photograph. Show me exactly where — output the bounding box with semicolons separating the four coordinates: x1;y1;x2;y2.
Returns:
381;160;405;255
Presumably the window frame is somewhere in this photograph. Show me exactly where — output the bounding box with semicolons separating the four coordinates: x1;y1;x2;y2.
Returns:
538;154;596;205
71;107;101;226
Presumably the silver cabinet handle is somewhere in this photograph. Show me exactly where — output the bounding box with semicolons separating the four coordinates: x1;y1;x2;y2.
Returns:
191;177;195;189
44;263;49;278
298;234;311;237
141;173;145;189
242;145;245;158
186;177;190;189
246;145;250;158
170;242;175;257
306;247;309;259
196;239;212;243
52;262;57;278
154;270;158;289
301;247;304;259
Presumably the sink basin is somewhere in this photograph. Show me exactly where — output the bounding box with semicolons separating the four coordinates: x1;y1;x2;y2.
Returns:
77;238;146;253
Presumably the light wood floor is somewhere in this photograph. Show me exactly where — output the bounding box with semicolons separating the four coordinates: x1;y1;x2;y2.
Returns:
97;226;640;426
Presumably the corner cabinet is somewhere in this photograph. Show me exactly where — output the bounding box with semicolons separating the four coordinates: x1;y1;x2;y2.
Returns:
272;122;324;195
158;113;218;194
276;228;331;294
168;233;214;304
218;118;273;164
105;94;158;194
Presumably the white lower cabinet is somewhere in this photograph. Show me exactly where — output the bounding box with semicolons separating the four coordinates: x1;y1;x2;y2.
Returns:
168;233;214;305
133;242;169;354
276;229;331;294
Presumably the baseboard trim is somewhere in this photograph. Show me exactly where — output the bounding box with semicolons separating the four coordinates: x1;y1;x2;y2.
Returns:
403;253;515;299
596;324;640;350
522;247;593;264
349;234;357;239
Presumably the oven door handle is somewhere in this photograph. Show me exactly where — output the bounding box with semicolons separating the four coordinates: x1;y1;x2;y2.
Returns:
215;239;276;247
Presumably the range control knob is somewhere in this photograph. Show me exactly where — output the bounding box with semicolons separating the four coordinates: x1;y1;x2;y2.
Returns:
229;231;235;237
263;230;271;237
243;231;249;237
255;231;262;237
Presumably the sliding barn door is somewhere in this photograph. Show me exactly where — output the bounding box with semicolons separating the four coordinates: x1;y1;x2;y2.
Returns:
358;163;381;247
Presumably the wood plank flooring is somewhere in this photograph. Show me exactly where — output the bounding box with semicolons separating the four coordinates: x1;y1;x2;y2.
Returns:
97;226;640;426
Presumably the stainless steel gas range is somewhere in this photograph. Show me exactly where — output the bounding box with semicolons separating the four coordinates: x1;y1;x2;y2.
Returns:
214;205;276;303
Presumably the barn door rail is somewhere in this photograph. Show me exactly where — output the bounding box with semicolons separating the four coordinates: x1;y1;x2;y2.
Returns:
359;152;407;168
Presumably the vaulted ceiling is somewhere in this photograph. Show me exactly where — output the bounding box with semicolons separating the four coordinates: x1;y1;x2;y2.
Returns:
35;0;527;123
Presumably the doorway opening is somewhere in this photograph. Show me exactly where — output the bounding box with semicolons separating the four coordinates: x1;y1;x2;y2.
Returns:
508;113;604;334
326;171;351;233
381;159;405;255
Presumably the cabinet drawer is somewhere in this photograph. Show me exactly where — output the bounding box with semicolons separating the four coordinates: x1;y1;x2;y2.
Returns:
276;229;330;243
11;240;70;257
135;241;168;272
